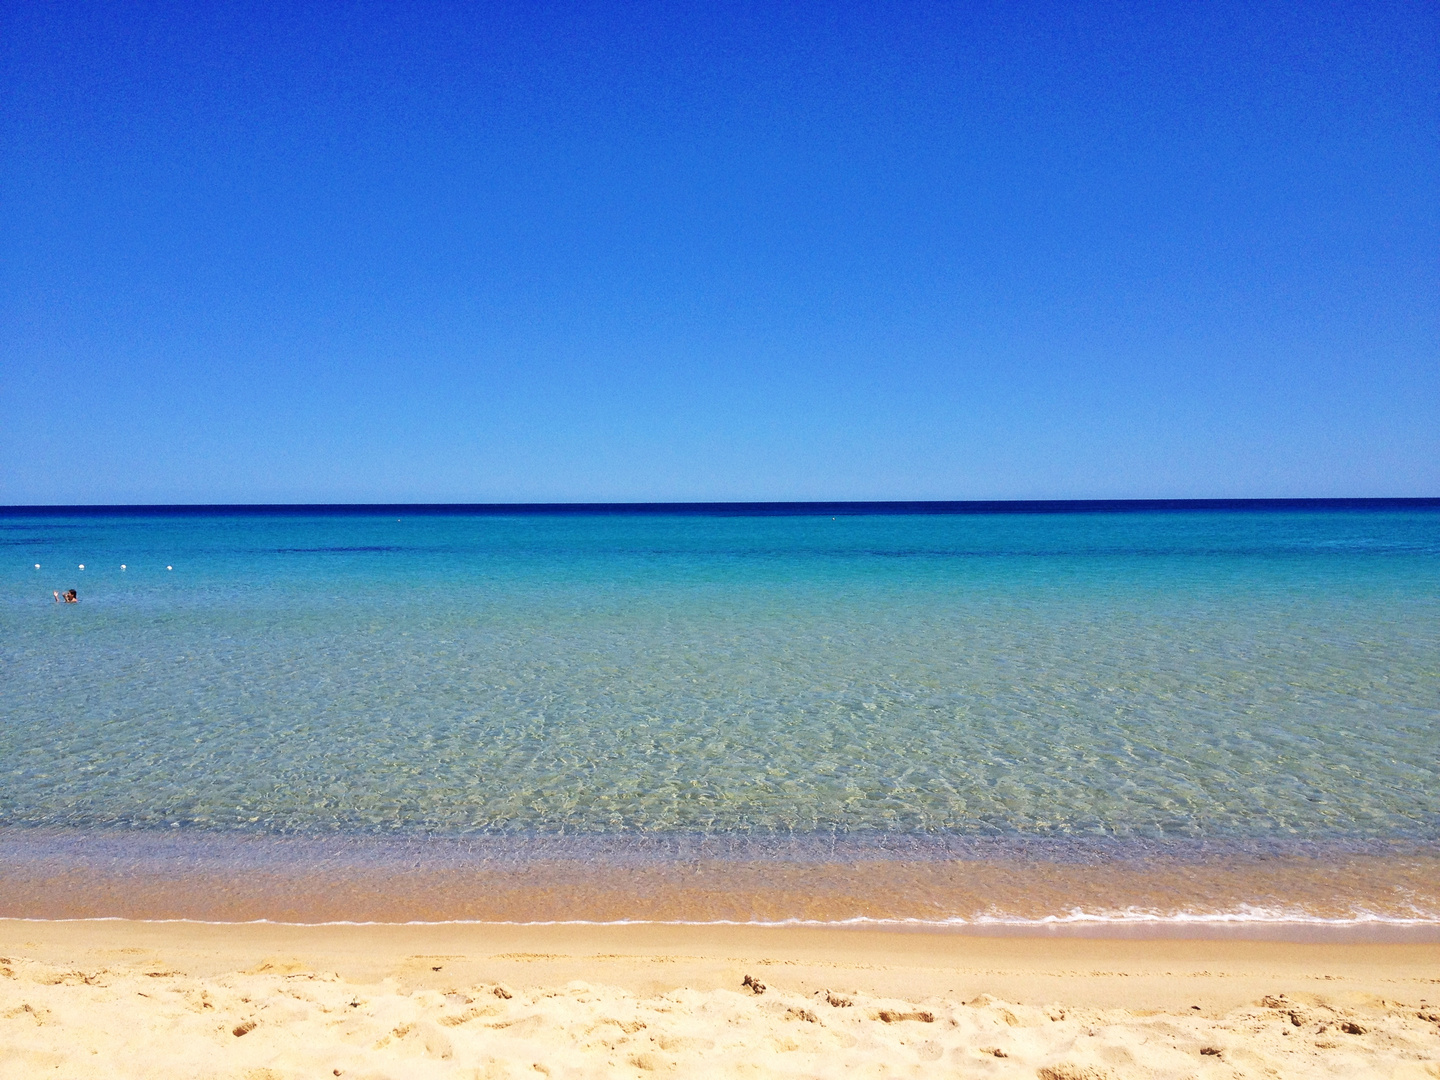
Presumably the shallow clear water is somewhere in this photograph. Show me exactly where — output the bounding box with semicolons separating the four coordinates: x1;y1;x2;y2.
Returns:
2;506;1438;923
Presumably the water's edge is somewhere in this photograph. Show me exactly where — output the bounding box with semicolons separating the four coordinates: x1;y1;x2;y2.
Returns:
4;829;1438;939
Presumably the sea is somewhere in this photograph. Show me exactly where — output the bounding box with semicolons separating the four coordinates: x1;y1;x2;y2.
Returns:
2;501;1438;937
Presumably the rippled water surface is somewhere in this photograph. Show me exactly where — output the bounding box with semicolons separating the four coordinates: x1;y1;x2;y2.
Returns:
2;506;1439;923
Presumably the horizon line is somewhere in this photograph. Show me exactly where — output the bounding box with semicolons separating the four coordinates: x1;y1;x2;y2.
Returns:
3;497;1438;517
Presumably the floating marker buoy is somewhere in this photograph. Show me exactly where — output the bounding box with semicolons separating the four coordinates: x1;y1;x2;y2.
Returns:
34;564;40;569
121;564;127;570
167;565;173;571
79;564;85;570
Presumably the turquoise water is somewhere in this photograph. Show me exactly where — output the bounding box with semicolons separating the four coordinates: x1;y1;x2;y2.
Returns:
4;508;1437;852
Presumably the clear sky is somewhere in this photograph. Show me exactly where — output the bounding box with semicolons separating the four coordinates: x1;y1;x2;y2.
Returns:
2;1;1436;504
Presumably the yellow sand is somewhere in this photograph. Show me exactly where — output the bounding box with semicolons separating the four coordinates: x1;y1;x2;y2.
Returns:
2;920;1438;1078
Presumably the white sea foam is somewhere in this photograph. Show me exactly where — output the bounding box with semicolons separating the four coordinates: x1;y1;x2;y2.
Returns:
13;905;1440;935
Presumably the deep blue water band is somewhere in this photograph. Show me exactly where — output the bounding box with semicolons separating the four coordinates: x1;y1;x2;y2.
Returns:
4;497;1439;517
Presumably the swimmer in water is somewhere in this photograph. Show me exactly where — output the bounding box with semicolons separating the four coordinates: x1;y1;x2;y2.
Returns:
54;589;77;603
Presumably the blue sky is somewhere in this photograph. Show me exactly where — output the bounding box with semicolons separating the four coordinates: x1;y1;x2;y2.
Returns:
2;1;1436;503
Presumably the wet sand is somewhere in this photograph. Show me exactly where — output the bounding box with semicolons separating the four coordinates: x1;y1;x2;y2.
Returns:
2;918;1438;1077
4;830;1439;925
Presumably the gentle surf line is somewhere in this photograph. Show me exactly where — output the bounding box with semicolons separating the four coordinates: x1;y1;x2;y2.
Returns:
10;908;1440;930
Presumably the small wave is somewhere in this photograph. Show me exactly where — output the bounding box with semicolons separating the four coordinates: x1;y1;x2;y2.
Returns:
13;905;1440;931
271;546;407;554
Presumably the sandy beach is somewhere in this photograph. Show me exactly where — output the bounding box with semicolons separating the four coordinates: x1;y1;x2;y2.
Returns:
2;919;1437;1078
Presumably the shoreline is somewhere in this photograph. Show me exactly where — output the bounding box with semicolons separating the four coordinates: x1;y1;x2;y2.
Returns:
4;918;1438;1077
6;844;1438;931
9;829;1439;948
5;915;1440;945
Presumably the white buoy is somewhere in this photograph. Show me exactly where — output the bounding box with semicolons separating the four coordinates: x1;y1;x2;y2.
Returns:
79;564;85;570
121;564;127;570
167;565;173;571
34;564;40;569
